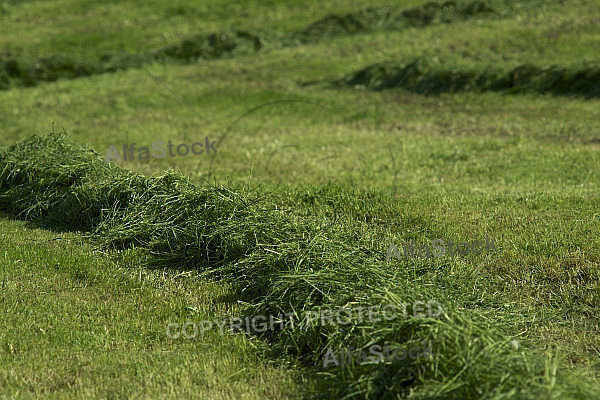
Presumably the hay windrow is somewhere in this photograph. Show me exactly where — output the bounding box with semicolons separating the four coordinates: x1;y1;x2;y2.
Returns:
1;132;596;398
0;0;550;92
338;59;600;98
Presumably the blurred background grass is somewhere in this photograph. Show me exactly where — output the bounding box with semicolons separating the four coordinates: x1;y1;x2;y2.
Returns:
1;0;599;398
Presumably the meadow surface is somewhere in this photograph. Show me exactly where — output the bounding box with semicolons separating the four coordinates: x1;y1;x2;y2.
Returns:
1;0;599;398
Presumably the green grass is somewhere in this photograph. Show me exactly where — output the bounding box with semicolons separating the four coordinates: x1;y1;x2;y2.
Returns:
4;0;597;92
1;132;599;398
1;0;600;398
0;216;299;399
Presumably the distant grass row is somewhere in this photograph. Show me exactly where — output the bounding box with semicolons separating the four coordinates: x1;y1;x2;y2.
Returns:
0;0;488;88
338;58;600;98
2;132;598;399
2;0;580;95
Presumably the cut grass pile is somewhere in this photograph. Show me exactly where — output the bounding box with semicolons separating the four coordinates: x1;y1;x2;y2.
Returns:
338;58;600;98
1;131;598;398
288;0;497;44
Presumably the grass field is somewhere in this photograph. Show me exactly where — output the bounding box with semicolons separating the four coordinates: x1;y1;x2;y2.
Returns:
1;0;599;398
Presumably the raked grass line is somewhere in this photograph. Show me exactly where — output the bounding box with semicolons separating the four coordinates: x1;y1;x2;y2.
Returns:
2;1;598;98
1;0;599;398
1;132;599;398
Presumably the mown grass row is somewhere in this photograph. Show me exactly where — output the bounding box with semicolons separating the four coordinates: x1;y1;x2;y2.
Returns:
338;58;600;98
1;131;597;399
0;0;555;91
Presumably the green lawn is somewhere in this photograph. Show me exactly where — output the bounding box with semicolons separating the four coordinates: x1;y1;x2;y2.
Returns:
0;217;299;398
1;0;599;398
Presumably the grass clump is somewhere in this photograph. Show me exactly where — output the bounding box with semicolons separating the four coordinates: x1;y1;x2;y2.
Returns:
340;58;600;98
153;29;263;62
0;130;121;223
1;132;598;399
0;54;147;90
0;131;266;270
287;1;486;45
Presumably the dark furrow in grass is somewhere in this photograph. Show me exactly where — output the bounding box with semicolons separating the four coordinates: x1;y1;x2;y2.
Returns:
334;58;600;98
1;132;598;398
